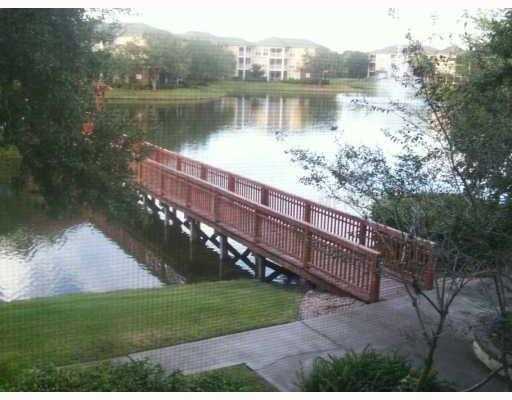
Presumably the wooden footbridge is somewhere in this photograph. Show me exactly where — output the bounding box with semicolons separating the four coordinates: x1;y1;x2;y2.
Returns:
134;144;434;303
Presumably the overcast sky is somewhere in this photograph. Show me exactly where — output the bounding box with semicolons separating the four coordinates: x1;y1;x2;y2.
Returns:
119;4;477;52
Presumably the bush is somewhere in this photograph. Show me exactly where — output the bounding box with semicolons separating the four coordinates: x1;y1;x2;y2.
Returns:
3;361;187;392
0;145;22;184
1;361;271;392
300;349;441;392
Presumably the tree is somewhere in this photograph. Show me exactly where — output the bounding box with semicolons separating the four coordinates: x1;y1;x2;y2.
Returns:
247;63;265;81
340;51;370;78
109;41;147;87
303;48;338;80
292;10;512;390
185;39;235;83
0;9;145;211
143;32;189;90
304;49;370;79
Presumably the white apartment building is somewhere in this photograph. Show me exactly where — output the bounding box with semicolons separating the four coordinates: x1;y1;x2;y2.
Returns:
112;24;325;81
226;38;321;81
369;45;411;78
369;44;463;78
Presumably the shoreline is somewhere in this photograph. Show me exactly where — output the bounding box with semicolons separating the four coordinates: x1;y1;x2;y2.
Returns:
106;79;375;102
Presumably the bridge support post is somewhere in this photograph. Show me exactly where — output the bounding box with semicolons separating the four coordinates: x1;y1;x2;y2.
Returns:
255;254;266;282
218;233;229;261
189;219;200;243
163;205;169;227
162;205;169;240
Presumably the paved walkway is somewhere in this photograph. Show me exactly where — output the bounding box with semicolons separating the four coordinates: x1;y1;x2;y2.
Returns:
117;281;508;391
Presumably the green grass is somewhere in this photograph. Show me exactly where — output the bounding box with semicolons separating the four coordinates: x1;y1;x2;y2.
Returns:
106;79;375;102
106;87;228;102
191;364;277;392
0;280;301;380
212;79;375;95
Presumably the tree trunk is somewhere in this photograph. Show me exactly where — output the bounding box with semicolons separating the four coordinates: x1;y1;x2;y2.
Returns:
417;312;447;390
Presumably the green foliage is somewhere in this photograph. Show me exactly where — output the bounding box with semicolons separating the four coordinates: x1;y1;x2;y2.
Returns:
0;145;22;184
185;40;235;83
246;64;266;81
3;361;184;392
0;9;144;210
186;365;276;392
304;49;369;79
300;349;441;392
1;361;273;392
139;35;235;89
109;42;148;88
143;32;189;89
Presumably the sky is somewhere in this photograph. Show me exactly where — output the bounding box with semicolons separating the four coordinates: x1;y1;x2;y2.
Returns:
119;4;478;52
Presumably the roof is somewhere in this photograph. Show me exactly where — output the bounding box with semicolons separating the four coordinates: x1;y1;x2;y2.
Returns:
436;45;464;56
114;23;328;49
180;31;251;46
372;44;463;56
256;37;323;48
117;23;172;38
372;45;402;54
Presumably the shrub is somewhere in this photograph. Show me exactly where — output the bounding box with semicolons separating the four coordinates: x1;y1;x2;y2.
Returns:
3;361;187;392
0;145;22;184
300;349;441;392
1;361;271;392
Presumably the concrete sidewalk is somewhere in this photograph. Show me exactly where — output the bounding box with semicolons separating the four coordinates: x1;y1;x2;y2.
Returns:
118;282;508;391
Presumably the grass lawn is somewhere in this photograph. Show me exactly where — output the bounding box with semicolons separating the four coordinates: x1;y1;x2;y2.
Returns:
212;79;375;95
105;87;228;102
192;364;277;391
106;79;375;102
0;280;301;380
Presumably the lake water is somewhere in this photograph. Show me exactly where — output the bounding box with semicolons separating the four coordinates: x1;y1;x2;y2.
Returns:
0;78;417;302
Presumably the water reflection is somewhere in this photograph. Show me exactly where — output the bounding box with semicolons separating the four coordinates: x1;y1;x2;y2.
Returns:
0;195;250;302
107;79;417;207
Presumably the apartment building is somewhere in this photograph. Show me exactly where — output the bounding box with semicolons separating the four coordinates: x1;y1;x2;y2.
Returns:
114;25;324;81
368;44;463;78
369;45;412;78
228;38;321;81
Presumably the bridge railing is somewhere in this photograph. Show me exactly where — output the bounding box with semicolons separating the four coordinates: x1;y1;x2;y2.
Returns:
146;145;435;289
135;157;382;303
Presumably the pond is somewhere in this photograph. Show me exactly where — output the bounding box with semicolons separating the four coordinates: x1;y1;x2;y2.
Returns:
0;78;417;302
109;79;415;208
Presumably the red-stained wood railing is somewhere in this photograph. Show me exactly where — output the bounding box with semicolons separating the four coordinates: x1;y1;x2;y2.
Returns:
136;145;435;301
135;157;381;303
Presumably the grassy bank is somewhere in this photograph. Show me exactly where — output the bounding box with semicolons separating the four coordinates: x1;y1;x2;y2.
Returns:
106;79;375;102
213;79;375;95
105;87;228;102
0;280;301;379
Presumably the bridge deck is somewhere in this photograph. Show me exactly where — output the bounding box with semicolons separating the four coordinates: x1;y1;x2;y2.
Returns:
135;145;434;303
